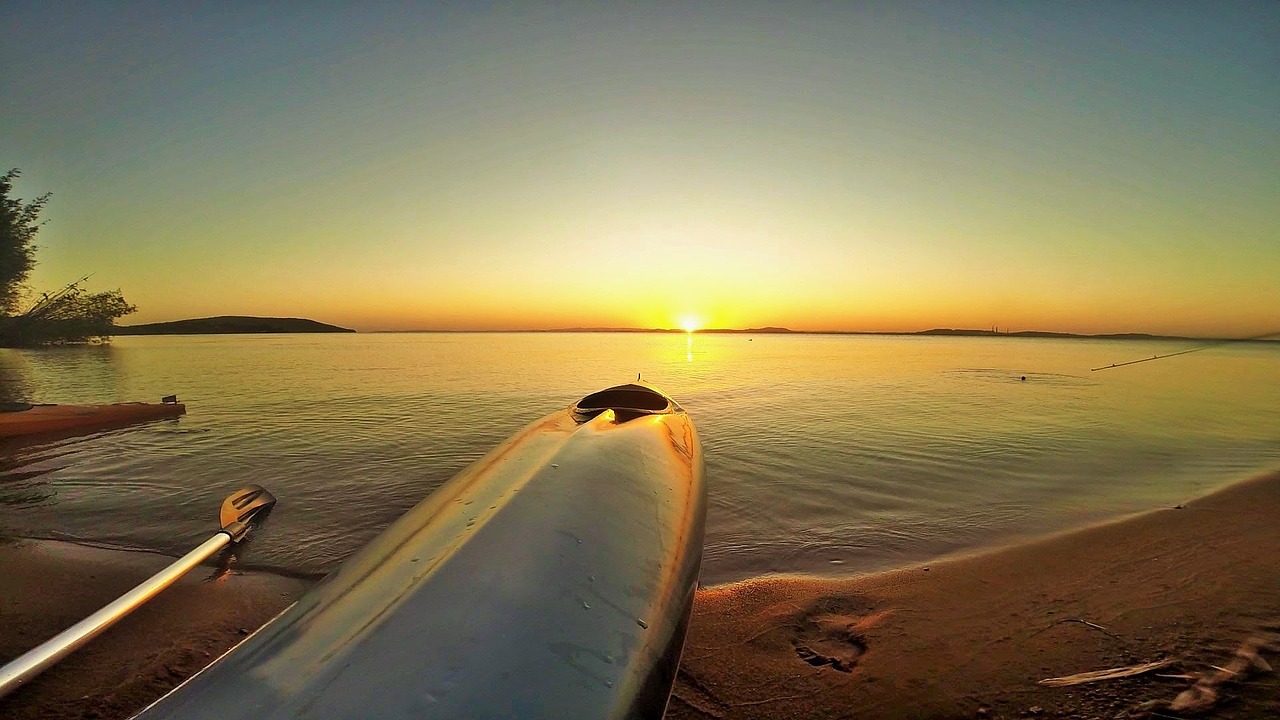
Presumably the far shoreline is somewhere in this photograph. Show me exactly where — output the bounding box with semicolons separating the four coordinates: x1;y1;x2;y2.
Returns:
103;316;1278;344
366;327;1279;344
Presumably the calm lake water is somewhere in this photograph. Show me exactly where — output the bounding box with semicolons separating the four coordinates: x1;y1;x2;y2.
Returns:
1;333;1277;585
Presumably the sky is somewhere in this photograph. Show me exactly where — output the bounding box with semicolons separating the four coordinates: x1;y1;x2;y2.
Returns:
2;2;1277;335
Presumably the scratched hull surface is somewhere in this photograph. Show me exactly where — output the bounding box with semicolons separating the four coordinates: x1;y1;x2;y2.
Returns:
135;385;705;719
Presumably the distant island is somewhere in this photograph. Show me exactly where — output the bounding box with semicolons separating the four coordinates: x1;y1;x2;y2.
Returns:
115;316;355;335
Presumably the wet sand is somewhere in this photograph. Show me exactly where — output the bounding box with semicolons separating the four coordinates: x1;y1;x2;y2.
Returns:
2;471;1279;719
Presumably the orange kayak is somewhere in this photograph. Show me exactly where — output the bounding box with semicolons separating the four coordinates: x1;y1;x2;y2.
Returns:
0;401;186;438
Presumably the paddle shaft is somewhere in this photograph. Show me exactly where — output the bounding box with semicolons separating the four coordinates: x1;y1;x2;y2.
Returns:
0;532;231;699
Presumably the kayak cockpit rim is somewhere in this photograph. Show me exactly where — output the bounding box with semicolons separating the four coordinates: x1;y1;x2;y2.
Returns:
571;383;681;422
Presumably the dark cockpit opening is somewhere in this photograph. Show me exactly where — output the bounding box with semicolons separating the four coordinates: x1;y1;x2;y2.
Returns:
576;385;671;413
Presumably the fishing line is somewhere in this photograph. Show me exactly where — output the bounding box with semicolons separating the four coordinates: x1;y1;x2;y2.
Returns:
1091;329;1280;372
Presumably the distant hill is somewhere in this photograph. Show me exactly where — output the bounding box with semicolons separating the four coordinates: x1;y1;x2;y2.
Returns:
115;316;355;335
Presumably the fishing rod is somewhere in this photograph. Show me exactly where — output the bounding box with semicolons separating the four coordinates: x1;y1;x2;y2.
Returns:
20;274;91;320
1090;329;1280;372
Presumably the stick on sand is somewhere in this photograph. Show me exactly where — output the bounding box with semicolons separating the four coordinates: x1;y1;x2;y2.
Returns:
1038;659;1173;687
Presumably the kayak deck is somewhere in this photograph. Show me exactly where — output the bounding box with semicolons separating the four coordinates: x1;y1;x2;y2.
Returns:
136;383;705;720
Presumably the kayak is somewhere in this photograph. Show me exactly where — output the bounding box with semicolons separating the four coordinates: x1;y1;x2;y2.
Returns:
135;383;706;720
0;400;185;438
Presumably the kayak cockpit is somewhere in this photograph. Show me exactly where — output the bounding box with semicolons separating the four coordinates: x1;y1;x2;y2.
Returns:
572;383;680;422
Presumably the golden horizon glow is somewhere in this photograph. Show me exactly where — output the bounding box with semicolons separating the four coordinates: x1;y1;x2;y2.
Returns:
7;5;1277;338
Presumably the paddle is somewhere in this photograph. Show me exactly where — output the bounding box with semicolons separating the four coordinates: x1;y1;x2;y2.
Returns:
0;484;277;699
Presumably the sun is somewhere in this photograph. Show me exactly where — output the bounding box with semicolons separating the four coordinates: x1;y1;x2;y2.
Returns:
678;315;702;333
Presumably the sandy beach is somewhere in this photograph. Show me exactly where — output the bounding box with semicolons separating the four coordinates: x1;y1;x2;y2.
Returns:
3;471;1279;720
670;471;1280;719
0;541;310;720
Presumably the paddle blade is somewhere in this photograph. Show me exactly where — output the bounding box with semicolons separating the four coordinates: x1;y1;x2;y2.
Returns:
219;485;277;542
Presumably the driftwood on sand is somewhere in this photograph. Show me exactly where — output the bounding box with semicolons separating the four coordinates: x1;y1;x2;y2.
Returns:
1166;634;1277;714
1039;632;1278;717
1031;616;1125;641
1037;659;1173;687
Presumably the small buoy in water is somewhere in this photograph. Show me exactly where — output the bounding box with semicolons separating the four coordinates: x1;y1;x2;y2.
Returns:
1020;376;1026;381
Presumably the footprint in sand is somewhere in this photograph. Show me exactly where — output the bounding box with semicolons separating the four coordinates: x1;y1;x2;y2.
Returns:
790;598;872;673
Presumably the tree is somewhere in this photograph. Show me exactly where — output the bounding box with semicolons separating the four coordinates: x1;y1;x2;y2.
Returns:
0;169;137;346
0;169;49;314
4;283;137;345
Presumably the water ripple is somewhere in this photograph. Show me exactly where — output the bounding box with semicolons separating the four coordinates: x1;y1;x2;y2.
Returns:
1;333;1277;583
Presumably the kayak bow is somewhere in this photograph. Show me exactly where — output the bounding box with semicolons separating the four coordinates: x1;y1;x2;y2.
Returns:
136;383;706;720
